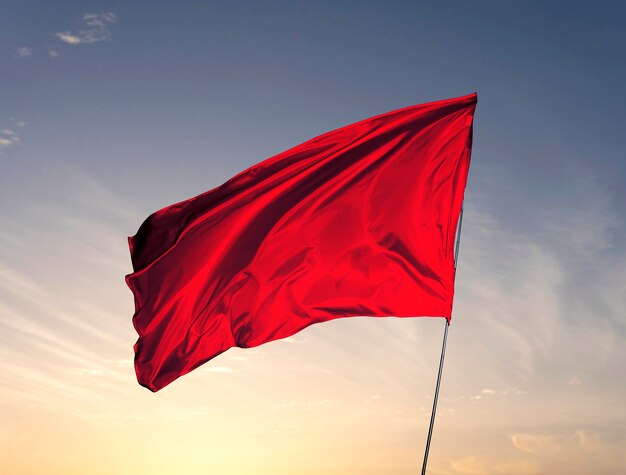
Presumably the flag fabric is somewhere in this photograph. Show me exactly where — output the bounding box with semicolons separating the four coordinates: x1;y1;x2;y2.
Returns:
126;93;477;391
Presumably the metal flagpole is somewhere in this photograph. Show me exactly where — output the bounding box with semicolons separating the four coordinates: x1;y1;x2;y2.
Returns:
420;205;464;475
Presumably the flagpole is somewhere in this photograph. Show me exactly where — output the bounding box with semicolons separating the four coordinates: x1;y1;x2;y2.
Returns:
420;205;464;475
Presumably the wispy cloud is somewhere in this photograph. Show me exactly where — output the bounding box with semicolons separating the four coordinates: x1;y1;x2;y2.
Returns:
511;430;607;455
203;366;233;373
1;129;19;140
55;12;117;45
9;118;28;127
0;128;20;153
449;456;540;475
83;13;116;27
15;46;32;59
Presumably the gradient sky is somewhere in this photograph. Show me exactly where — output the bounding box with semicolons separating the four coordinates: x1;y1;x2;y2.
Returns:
1;1;625;474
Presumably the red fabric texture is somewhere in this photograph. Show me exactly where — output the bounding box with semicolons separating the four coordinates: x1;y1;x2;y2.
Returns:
126;93;477;391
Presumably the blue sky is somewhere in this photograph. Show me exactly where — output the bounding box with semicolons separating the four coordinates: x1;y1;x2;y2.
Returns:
1;2;625;474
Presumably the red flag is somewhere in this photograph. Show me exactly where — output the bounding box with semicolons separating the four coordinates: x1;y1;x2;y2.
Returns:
127;93;477;391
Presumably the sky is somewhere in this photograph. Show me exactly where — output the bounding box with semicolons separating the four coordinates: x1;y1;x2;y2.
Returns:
1;1;625;474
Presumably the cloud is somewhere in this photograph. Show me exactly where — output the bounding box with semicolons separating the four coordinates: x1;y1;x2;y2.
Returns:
48;50;59;58
15;46;32;59
1;129;19;139
506;430;626;474
450;455;539;475
83;12;116;27
0;128;20;153
55;33;82;45
271;398;332;411
8;118;27;128
453;154;626;394
511;430;607;455
0;167;146;414
203;366;233;373
55;12;117;45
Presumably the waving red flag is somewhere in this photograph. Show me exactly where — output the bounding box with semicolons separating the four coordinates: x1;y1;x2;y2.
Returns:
126;93;477;391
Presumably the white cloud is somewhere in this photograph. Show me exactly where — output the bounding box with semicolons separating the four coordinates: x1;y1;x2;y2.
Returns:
0;128;20;153
83;12;116;27
15;46;32;59
55;12;117;45
1;129;18;139
55;32;83;45
48;50;59;58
